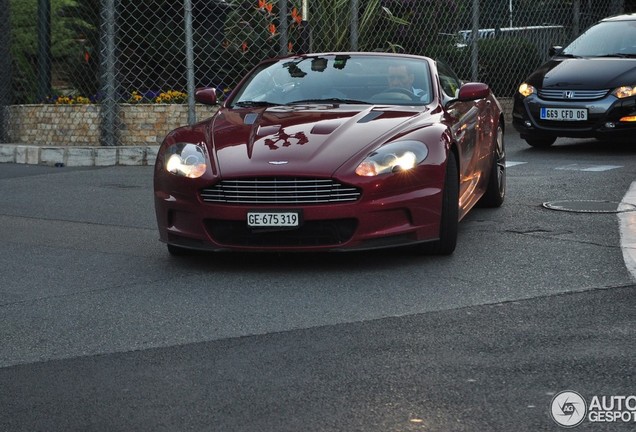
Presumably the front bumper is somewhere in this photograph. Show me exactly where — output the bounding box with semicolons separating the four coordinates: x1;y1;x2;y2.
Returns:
512;93;636;140
154;174;444;252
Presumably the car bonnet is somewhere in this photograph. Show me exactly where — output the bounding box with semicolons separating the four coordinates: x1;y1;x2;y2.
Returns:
208;104;428;178
530;57;636;90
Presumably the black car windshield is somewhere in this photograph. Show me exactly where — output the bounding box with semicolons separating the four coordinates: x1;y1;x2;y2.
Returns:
562;20;636;57
229;55;432;107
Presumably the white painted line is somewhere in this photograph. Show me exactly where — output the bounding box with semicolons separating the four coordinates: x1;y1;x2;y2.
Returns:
619;181;636;281
556;164;623;172
582;165;624;172
505;161;527;167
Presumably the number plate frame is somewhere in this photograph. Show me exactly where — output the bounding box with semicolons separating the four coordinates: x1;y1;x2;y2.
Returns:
247;210;302;228
540;107;588;121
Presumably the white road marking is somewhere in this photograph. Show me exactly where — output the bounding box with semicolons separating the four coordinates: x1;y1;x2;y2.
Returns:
619;181;636;281
555;164;623;172
505;161;527;167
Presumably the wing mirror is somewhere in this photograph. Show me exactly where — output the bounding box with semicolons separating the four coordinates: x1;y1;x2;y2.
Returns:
194;87;218;105
456;82;490;101
549;46;563;57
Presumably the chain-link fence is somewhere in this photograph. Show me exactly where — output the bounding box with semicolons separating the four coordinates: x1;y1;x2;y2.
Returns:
2;0;633;145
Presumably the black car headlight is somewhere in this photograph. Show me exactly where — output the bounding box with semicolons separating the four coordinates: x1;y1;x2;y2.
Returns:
613;85;636;99
164;142;208;178
518;83;535;98
355;141;428;177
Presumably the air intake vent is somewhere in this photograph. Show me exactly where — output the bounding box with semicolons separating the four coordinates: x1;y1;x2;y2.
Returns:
201;178;361;204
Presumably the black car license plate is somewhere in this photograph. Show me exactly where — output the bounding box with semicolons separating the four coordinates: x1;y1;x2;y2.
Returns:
540;107;588;121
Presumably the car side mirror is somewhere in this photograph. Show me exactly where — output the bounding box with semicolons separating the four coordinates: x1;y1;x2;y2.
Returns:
194;87;218;105
549;45;563;57
456;82;490;101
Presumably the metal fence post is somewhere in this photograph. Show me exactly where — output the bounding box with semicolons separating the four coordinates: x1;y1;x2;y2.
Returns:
37;0;51;102
184;0;196;125
350;0;359;51
470;0;479;82
573;0;581;37
278;0;288;56
0;0;9;142
298;0;311;54
100;0;118;146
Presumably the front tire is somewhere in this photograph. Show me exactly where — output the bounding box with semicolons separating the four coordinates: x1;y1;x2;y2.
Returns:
415;154;459;255
525;136;556;148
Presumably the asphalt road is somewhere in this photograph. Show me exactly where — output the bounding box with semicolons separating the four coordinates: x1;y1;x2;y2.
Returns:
0;131;635;431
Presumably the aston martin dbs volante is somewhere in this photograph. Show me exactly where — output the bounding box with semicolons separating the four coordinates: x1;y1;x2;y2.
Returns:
154;52;505;256
513;13;636;147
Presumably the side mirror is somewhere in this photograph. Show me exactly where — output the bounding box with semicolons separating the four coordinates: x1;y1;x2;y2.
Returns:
194;87;218;105
457;82;490;101
549;46;563;57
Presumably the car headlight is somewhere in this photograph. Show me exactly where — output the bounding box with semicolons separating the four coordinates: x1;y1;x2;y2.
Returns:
518;83;535;98
164;142;208;178
355;141;428;177
613;85;636;99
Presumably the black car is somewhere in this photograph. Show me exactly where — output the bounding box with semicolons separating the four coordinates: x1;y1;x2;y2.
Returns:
513;13;636;147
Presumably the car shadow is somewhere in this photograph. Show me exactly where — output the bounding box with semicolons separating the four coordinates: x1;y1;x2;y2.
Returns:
520;138;636;156
162;246;453;274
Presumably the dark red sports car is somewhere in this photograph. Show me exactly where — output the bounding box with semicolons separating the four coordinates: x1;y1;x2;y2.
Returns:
154;52;505;256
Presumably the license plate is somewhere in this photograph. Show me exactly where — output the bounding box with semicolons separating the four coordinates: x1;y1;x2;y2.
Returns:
247;211;300;227
540;107;588;121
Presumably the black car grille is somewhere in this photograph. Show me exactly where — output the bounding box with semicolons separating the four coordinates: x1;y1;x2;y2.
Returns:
201;178;361;205
538;89;609;100
205;219;357;247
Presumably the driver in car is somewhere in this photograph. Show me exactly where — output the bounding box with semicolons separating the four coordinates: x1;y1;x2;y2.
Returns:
387;64;427;100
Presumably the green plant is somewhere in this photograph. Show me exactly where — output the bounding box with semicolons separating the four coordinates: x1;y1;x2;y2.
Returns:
9;0;86;103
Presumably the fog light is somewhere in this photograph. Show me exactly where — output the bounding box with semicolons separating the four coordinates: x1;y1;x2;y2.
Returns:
524;120;532;128
605;122;616;128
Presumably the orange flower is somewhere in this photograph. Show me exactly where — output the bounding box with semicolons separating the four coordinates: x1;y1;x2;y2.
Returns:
258;0;273;14
268;23;276;36
291;7;302;25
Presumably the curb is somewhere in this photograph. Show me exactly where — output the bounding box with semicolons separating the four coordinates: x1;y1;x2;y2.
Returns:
0;144;160;167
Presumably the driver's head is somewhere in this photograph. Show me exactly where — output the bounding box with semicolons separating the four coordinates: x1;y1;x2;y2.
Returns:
388;64;414;89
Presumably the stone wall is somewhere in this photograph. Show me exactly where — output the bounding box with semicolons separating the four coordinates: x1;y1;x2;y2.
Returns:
5;98;514;147
6;104;219;146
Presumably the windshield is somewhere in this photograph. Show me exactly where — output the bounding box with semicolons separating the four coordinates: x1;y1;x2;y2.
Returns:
229;55;432;107
562;20;636;57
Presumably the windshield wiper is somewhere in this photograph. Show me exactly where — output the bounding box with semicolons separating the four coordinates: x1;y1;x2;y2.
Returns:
596;53;636;58
288;98;369;105
234;101;279;108
557;53;581;58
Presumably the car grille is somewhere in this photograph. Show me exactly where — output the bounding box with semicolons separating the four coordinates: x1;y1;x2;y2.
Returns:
200;178;361;205
205;219;357;247
538;89;609;100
